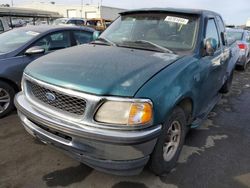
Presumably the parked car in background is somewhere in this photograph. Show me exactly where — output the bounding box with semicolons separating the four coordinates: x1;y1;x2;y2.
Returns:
86;18;112;31
227;28;250;70
10;18;27;28
15;8;233;176
53;18;86;26
0;25;95;117
0;17;11;33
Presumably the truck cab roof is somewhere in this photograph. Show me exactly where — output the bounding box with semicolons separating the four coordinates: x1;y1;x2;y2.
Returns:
120;8;222;17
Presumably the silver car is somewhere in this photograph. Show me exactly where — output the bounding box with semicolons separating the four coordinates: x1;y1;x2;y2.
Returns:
227;28;250;70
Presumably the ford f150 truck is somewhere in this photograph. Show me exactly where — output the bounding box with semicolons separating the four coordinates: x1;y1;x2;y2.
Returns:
15;8;234;176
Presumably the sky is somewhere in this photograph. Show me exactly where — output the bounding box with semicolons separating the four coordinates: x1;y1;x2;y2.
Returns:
1;0;250;25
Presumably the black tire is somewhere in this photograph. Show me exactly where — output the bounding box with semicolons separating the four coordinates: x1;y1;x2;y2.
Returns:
0;81;15;118
241;57;249;71
236;59;248;71
242;62;247;71
220;72;233;94
150;107;187;176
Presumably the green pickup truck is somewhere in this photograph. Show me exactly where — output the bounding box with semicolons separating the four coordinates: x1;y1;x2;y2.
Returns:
15;8;234;175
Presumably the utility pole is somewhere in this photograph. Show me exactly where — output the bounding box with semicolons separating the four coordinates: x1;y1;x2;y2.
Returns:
81;0;83;18
11;0;13;6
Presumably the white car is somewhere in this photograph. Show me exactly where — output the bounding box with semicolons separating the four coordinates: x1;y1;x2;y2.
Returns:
53;18;86;26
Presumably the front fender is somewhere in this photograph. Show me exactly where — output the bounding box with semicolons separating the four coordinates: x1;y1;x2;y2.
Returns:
135;56;200;125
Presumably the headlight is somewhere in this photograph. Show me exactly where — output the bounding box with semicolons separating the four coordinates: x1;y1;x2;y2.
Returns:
95;101;153;126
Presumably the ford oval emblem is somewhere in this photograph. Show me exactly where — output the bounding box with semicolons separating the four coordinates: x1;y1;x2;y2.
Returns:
45;92;56;102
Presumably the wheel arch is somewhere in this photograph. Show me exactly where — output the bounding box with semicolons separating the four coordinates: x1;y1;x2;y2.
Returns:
0;77;20;93
174;97;194;125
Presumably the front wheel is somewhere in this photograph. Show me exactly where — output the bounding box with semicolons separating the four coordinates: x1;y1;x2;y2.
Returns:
0;81;15;118
150;107;187;176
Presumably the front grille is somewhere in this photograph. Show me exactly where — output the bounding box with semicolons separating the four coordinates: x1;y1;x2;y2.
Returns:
27;81;86;116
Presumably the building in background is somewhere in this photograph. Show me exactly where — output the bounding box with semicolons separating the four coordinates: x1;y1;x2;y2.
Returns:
246;18;250;28
0;6;61;27
17;2;125;20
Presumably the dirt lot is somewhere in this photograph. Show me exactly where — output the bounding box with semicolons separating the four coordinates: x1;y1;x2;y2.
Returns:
1;68;250;188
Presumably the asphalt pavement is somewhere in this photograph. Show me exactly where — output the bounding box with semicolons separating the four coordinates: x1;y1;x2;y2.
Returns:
0;68;250;188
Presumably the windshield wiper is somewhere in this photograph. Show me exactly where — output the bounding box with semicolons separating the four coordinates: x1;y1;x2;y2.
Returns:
132;40;174;54
92;37;117;46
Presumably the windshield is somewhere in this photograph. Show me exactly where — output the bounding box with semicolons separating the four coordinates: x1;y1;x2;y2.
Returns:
227;31;243;41
100;13;199;52
0;29;40;53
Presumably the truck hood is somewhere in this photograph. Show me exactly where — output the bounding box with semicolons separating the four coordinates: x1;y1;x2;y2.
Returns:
25;44;180;97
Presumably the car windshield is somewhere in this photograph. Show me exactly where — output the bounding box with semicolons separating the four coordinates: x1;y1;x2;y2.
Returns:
227;31;243;41
100;13;199;52
0;29;40;53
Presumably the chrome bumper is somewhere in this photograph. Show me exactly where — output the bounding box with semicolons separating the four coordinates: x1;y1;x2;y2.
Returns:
15;92;162;175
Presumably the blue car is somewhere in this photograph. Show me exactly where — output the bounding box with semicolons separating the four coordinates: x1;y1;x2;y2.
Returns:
0;25;95;117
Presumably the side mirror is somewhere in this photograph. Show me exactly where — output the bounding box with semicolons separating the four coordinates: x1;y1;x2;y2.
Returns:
221;32;226;46
25;46;45;56
93;31;100;40
205;38;218;56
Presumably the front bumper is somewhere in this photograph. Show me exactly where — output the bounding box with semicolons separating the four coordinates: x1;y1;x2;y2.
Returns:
15;92;161;175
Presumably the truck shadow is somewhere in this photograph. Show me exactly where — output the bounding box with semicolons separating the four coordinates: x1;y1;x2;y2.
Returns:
42;164;93;187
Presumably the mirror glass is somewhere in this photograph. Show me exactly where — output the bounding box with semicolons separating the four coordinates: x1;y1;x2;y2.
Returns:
205;38;218;56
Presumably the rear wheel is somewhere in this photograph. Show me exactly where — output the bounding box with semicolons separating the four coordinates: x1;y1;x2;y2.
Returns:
0;81;15;118
220;72;233;94
240;61;247;71
150;107;187;175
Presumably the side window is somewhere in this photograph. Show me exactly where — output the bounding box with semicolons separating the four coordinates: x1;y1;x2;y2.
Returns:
76;20;85;26
206;19;220;48
32;31;71;52
0;20;4;32
67;20;76;25
73;31;93;45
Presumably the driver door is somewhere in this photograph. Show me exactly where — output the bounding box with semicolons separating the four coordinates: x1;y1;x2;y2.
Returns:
198;18;224;113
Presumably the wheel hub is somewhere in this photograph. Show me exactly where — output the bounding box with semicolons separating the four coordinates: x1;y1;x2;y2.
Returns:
163;120;181;162
0;88;10;114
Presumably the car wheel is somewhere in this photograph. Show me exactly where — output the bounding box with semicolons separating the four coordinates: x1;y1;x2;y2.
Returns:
220;72;233;94
150;107;187;176
240;61;247;71
0;81;15;118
